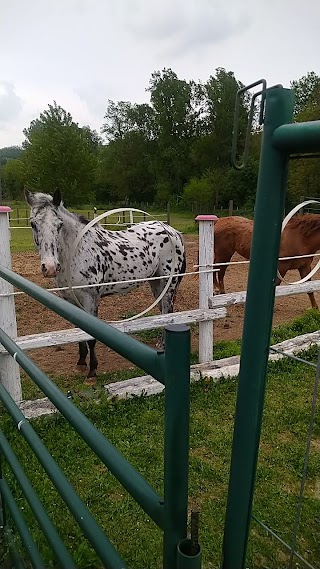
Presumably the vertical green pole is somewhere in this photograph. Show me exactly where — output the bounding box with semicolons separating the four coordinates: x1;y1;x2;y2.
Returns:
163;324;191;569
222;87;295;569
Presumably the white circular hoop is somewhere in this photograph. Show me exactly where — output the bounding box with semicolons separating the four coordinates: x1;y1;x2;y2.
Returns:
277;200;320;284
66;208;177;323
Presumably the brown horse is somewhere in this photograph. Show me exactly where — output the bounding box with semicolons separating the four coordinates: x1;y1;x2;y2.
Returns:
213;215;320;309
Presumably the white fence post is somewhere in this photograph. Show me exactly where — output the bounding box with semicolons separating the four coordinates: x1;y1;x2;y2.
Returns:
196;214;218;363
0;206;22;401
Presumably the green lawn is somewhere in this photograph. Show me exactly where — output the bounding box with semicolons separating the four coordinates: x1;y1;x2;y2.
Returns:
1;313;320;568
8;204;197;254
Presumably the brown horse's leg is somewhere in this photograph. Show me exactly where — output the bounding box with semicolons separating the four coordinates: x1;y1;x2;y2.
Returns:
218;265;227;294
299;264;318;309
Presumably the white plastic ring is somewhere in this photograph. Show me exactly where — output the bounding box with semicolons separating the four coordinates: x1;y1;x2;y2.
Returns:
277;200;320;284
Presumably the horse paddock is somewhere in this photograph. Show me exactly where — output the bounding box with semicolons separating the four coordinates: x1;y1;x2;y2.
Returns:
11;234;319;379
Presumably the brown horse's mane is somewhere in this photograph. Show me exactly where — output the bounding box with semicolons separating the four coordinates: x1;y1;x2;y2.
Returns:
287;214;320;237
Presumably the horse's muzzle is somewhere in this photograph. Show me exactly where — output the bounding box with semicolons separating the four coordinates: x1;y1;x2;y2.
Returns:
41;263;61;277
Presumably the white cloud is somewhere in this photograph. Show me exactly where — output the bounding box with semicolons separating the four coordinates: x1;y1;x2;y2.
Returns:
0;82;23;124
122;0;250;55
0;0;320;147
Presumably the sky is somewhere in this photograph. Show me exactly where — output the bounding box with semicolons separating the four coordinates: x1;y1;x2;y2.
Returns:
1;0;319;147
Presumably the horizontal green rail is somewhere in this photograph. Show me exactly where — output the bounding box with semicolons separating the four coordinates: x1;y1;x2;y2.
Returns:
0;479;46;569
0;431;76;569
0;384;128;569
0;265;166;385
272;120;320;153
0;327;164;529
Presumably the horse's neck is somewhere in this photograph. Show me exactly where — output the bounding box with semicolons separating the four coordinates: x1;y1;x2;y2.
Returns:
59;209;83;255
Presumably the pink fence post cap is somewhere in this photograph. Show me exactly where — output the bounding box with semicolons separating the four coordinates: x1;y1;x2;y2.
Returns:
0;206;12;213
195;214;218;221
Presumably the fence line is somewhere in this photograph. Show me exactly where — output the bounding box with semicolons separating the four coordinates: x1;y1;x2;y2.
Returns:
1;207;320;395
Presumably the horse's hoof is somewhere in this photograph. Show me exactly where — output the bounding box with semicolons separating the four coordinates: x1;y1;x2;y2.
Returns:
83;377;97;386
76;364;87;373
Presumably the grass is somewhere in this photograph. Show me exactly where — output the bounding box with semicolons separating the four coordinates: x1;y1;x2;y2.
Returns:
1;344;319;568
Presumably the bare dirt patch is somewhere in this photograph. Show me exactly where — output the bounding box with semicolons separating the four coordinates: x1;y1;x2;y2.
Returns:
12;235;318;378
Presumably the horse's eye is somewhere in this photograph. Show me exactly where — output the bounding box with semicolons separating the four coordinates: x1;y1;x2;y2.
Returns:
30;221;36;229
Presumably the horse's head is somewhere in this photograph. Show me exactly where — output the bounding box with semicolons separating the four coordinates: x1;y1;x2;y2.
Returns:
25;189;63;278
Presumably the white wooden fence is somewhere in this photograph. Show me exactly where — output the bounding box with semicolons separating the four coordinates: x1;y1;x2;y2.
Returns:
1;206;320;402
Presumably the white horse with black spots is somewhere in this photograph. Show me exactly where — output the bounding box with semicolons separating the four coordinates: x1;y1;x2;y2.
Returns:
25;190;186;381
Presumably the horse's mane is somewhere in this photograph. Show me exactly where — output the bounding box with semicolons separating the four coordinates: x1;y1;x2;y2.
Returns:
287;214;320;237
31;193;89;225
32;192;53;208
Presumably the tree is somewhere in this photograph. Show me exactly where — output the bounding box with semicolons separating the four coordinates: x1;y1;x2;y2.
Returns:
191;68;249;171
147;68;198;195
0;146;23;166
23;102;98;205
1;158;25;200
287;72;320;204
97;132;156;203
291;71;320;117
224;156;259;208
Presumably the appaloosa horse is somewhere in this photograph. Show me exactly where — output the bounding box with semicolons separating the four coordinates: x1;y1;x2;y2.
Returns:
26;190;186;380
213;215;320;309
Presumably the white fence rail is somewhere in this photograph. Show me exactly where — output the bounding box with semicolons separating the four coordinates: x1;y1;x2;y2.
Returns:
1;205;320;401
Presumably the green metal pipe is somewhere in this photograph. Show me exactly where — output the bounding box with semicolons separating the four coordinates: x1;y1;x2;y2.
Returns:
272;120;320;153
0;385;128;569
222;87;295;569
5;527;26;569
177;538;202;569
162;325;191;569
0;265;166;384
0;431;76;569
0;478;46;569
0;328;164;529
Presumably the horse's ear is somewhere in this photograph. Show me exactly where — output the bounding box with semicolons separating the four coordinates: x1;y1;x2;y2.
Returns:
25;187;34;207
52;189;62;207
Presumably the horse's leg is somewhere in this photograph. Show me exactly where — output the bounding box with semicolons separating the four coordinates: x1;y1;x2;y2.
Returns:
217;264;227;295
214;258;230;295
80;294;99;384
299;264;318;309
77;341;88;367
87;339;98;379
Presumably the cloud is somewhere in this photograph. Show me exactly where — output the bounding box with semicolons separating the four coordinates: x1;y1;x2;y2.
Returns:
0;82;23;125
75;82;118;119
121;0;251;55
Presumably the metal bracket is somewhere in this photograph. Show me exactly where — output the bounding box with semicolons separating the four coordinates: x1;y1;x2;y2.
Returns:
231;80;283;170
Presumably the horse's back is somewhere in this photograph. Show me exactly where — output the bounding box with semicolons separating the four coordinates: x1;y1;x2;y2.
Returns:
214;216;253;261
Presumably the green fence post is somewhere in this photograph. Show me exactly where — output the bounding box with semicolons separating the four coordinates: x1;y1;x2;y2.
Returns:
162;324;192;569
222;87;295;569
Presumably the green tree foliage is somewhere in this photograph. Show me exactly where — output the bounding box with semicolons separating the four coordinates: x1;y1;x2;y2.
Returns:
23;102;98;206
146;68;198;195
1;158;25;200
291;71;320;117
287;72;320;205
97;132;156;203
224;156;259;209
0;146;23;166
191;68;249;172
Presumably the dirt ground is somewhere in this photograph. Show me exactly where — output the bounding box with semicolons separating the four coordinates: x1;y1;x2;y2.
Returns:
12;235;318;378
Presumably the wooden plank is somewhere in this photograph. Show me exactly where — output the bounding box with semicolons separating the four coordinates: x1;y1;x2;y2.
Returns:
105;330;320;399
18;330;320;416
0;308;226;353
209;279;320;308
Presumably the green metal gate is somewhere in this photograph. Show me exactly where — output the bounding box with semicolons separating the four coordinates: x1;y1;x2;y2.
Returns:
0;266;200;569
223;84;320;568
